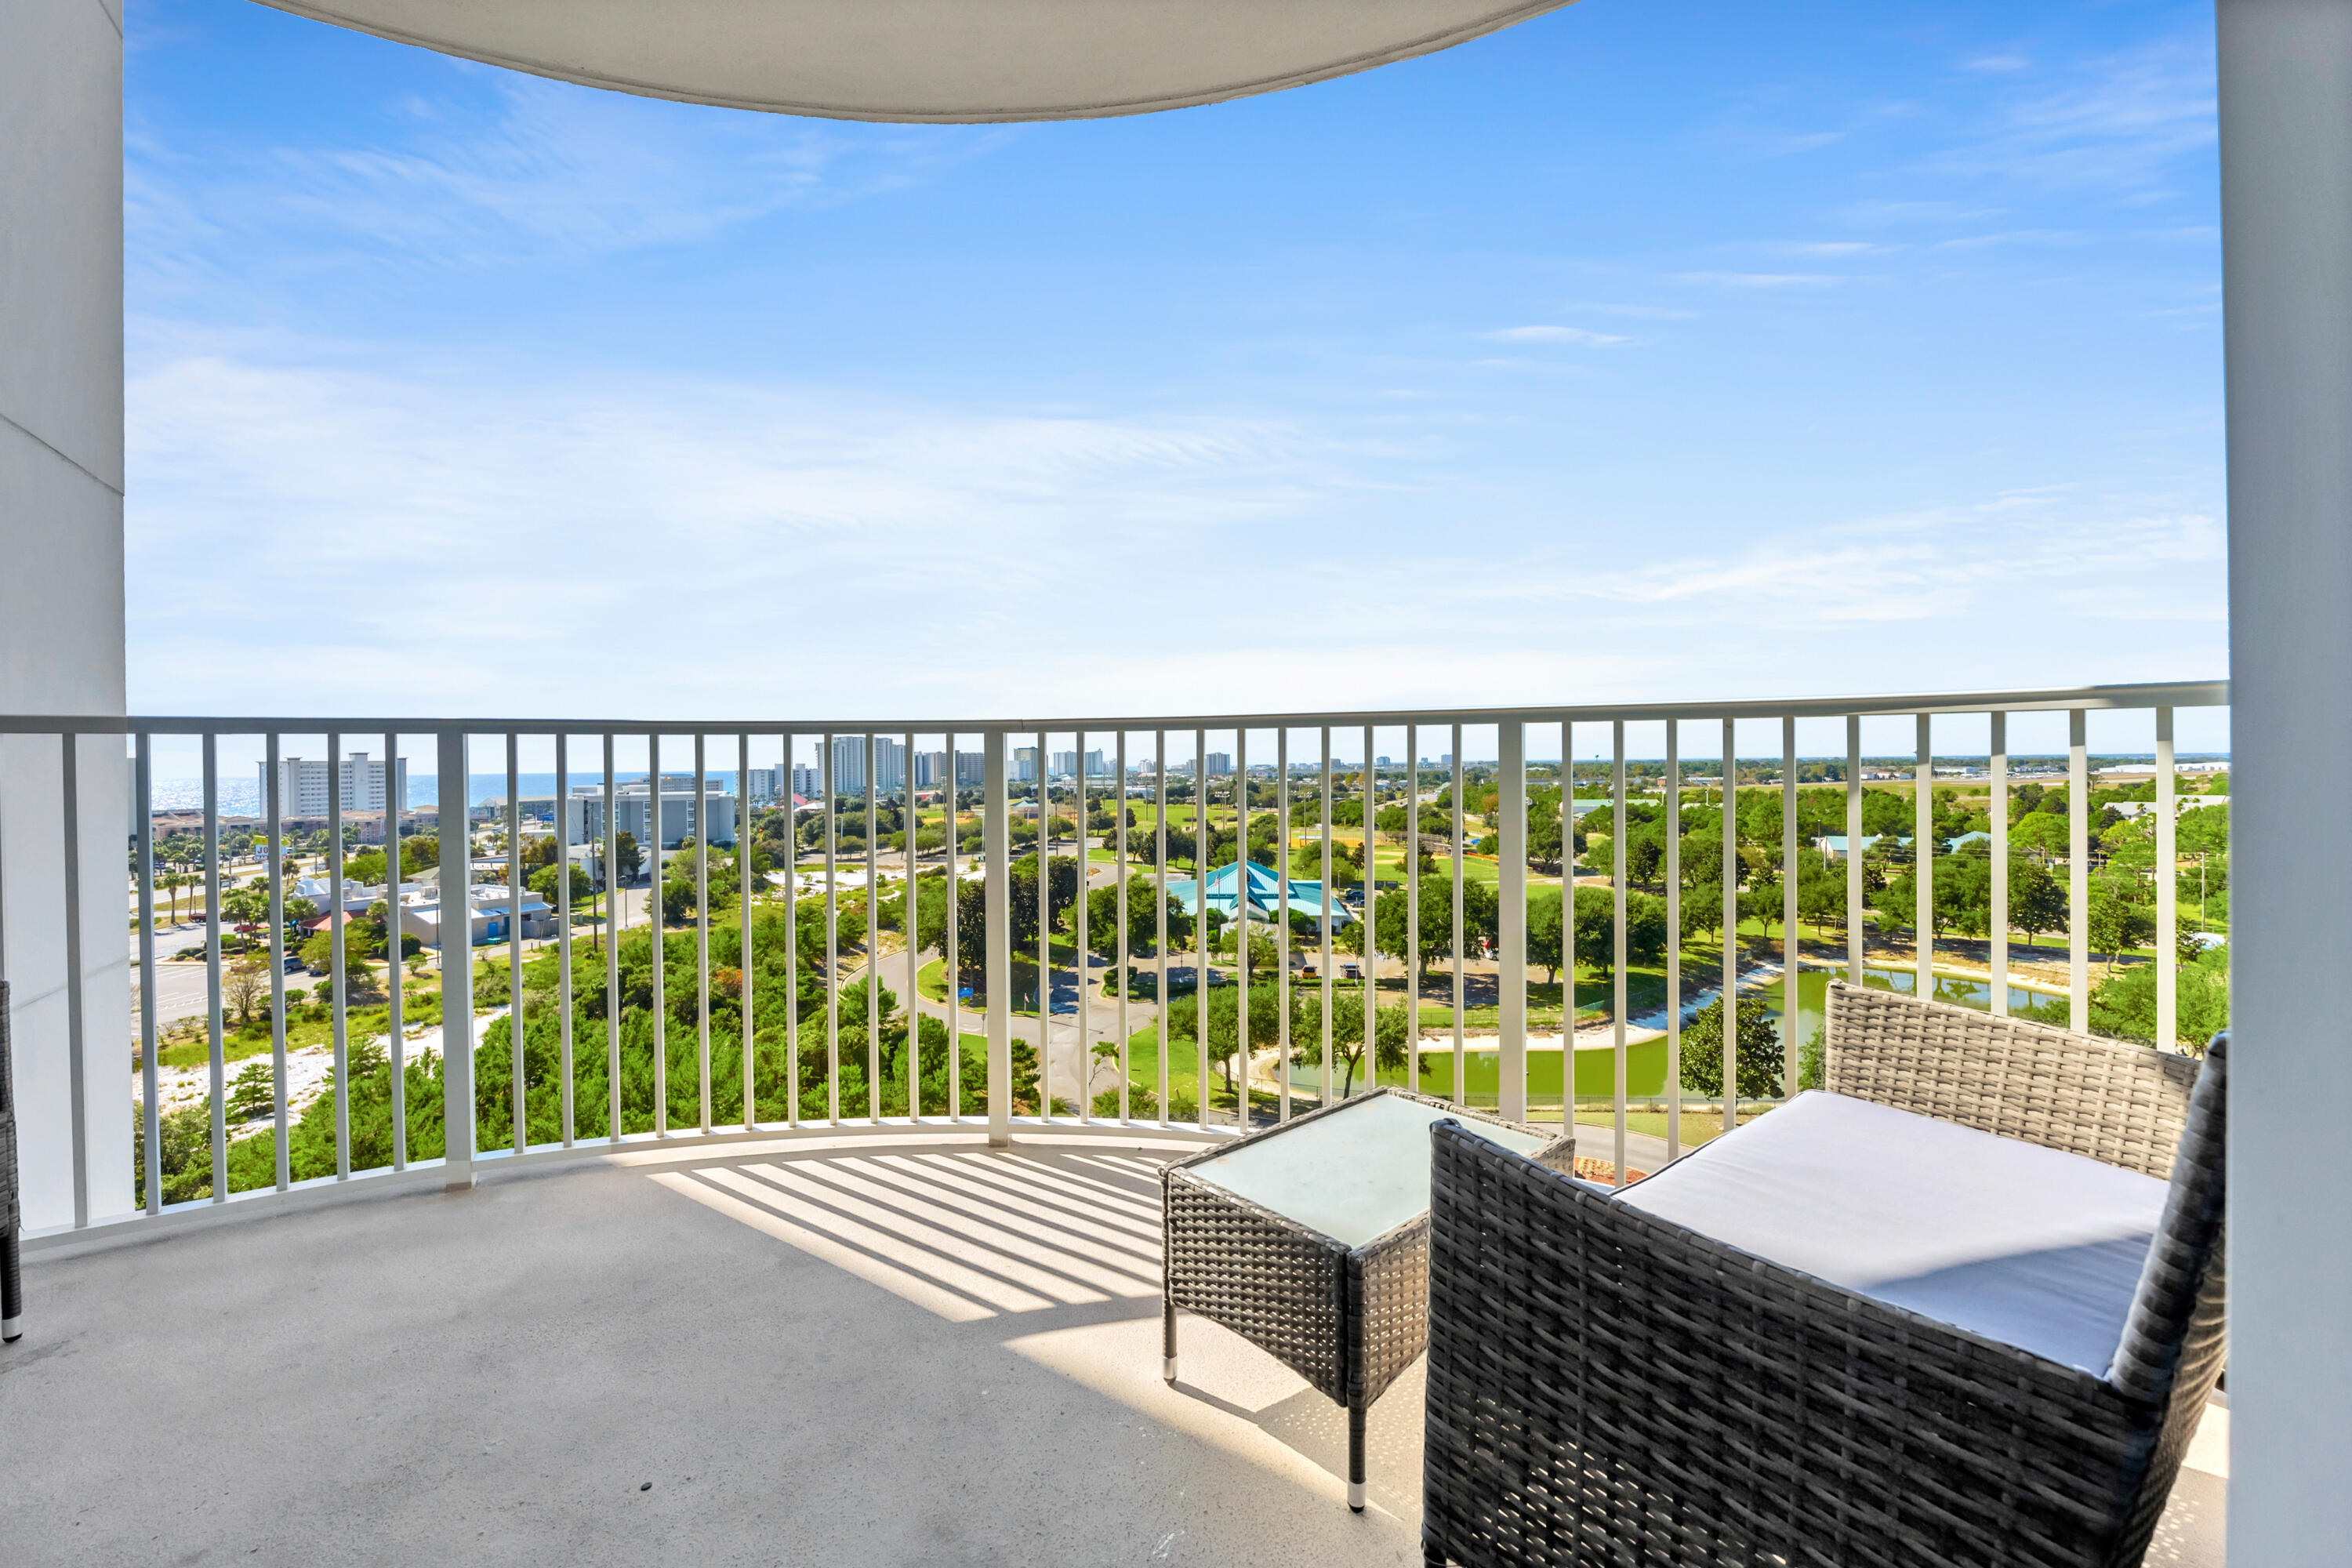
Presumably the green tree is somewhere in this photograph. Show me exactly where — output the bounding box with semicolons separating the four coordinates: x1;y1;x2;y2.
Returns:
227;1060;275;1120
299;930;380;998
1570;886;1668;977
2090;943;2228;1052
612;830;645;884
1679;994;1783;1101
1289;993;1413;1099
2088;892;2155;968
2011;813;2071;855
2008;858;2068;946
529;862;593;906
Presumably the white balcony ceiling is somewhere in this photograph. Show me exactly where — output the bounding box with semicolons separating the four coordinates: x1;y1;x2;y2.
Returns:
252;0;1573;121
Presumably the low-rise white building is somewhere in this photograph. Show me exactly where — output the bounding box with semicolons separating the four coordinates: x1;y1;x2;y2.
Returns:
401;884;557;949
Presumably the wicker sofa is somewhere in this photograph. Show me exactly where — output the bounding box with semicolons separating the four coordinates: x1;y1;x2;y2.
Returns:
1421;982;2226;1568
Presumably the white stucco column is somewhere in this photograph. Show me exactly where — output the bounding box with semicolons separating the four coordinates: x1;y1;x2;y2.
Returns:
2218;1;2352;1559
2;0;132;1231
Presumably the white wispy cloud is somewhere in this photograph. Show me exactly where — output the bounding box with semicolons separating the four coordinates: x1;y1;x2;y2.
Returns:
127;74;1009;284
124;339;2225;720
1483;325;1632;347
1921;34;2216;197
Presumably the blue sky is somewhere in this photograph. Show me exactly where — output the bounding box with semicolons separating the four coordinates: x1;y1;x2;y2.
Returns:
123;0;2227;753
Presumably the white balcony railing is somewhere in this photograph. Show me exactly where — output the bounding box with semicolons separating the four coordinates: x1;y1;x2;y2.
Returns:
0;679;2227;1244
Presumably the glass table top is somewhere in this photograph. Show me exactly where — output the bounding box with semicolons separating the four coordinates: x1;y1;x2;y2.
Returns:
1180;1094;1556;1249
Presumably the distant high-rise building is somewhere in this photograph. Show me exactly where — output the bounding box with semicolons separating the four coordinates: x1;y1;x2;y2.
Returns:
258;752;406;818
913;750;949;789
1376;756;1391;768
1051;750;1076;778
744;766;785;804
826;735;906;794
1013;747;1037;783
790;762;818;799
1085;749;1106;778
1205;752;1232;778
955;751;986;786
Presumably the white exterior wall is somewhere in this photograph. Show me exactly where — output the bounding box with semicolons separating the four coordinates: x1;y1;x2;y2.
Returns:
567;789;735;850
257;753;404;816
2218;1;2352;1558
1;0;131;1232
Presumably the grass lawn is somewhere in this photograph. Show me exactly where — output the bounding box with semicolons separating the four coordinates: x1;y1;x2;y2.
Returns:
1392;1038;1671;1104
1367;851;1499;886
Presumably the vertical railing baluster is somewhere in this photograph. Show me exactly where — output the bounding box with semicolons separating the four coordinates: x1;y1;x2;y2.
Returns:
203;734;224;1202
267;734;288;1191
1156;729;1169;1126
1991;713;2009;1017
984;730;1011;1145
136;734;160;1211
1450;725;1464;1109
1915;715;1933;1000
2069;709;2089;1030
823;731;838;1124
2156;707;2177;1050
866;734;882;1124
1563;724;1575;1116
1782;717;1798;1098
1361;726;1377;1105
1186;740;1200;1103
508;732;524;1153
1721;718;1737;1137
1279;728;1293;1123
746;731;760;1128
650;730;666;1136
603;733;620;1142
557;731;575;1145
1611;721;1628;1189
1321;728;1335;1110
1075;728;1087;1125
385;729;404;1171
696;733;712;1134
1236;728;1250;1128
436;729;474;1191
1499;719;1526;1121
1664;720;1681;1162
328;729;349;1179
945;732;960;1120
1402;722;1414;1119
58;735;88;1225
1846;717;1863;985
1115;731;1128;1123
1035;728;1051;1123
782;733;800;1129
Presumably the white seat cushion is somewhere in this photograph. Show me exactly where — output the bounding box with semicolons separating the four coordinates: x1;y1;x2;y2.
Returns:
1614;1091;2166;1377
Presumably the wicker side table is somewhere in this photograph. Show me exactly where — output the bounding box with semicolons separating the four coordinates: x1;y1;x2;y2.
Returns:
1162;1088;1571;1511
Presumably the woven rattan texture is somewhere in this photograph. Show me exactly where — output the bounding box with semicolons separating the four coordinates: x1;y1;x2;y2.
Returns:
1351;1218;1430;1408
2108;1035;2229;1564
0;982;16;1232
1161;1091;1566;1415
1164;1171;1348;1401
1826;982;2197;1178
1422;1122;2174;1568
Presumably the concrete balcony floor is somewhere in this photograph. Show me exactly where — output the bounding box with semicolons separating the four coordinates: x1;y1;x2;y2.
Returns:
2;1127;2228;1566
